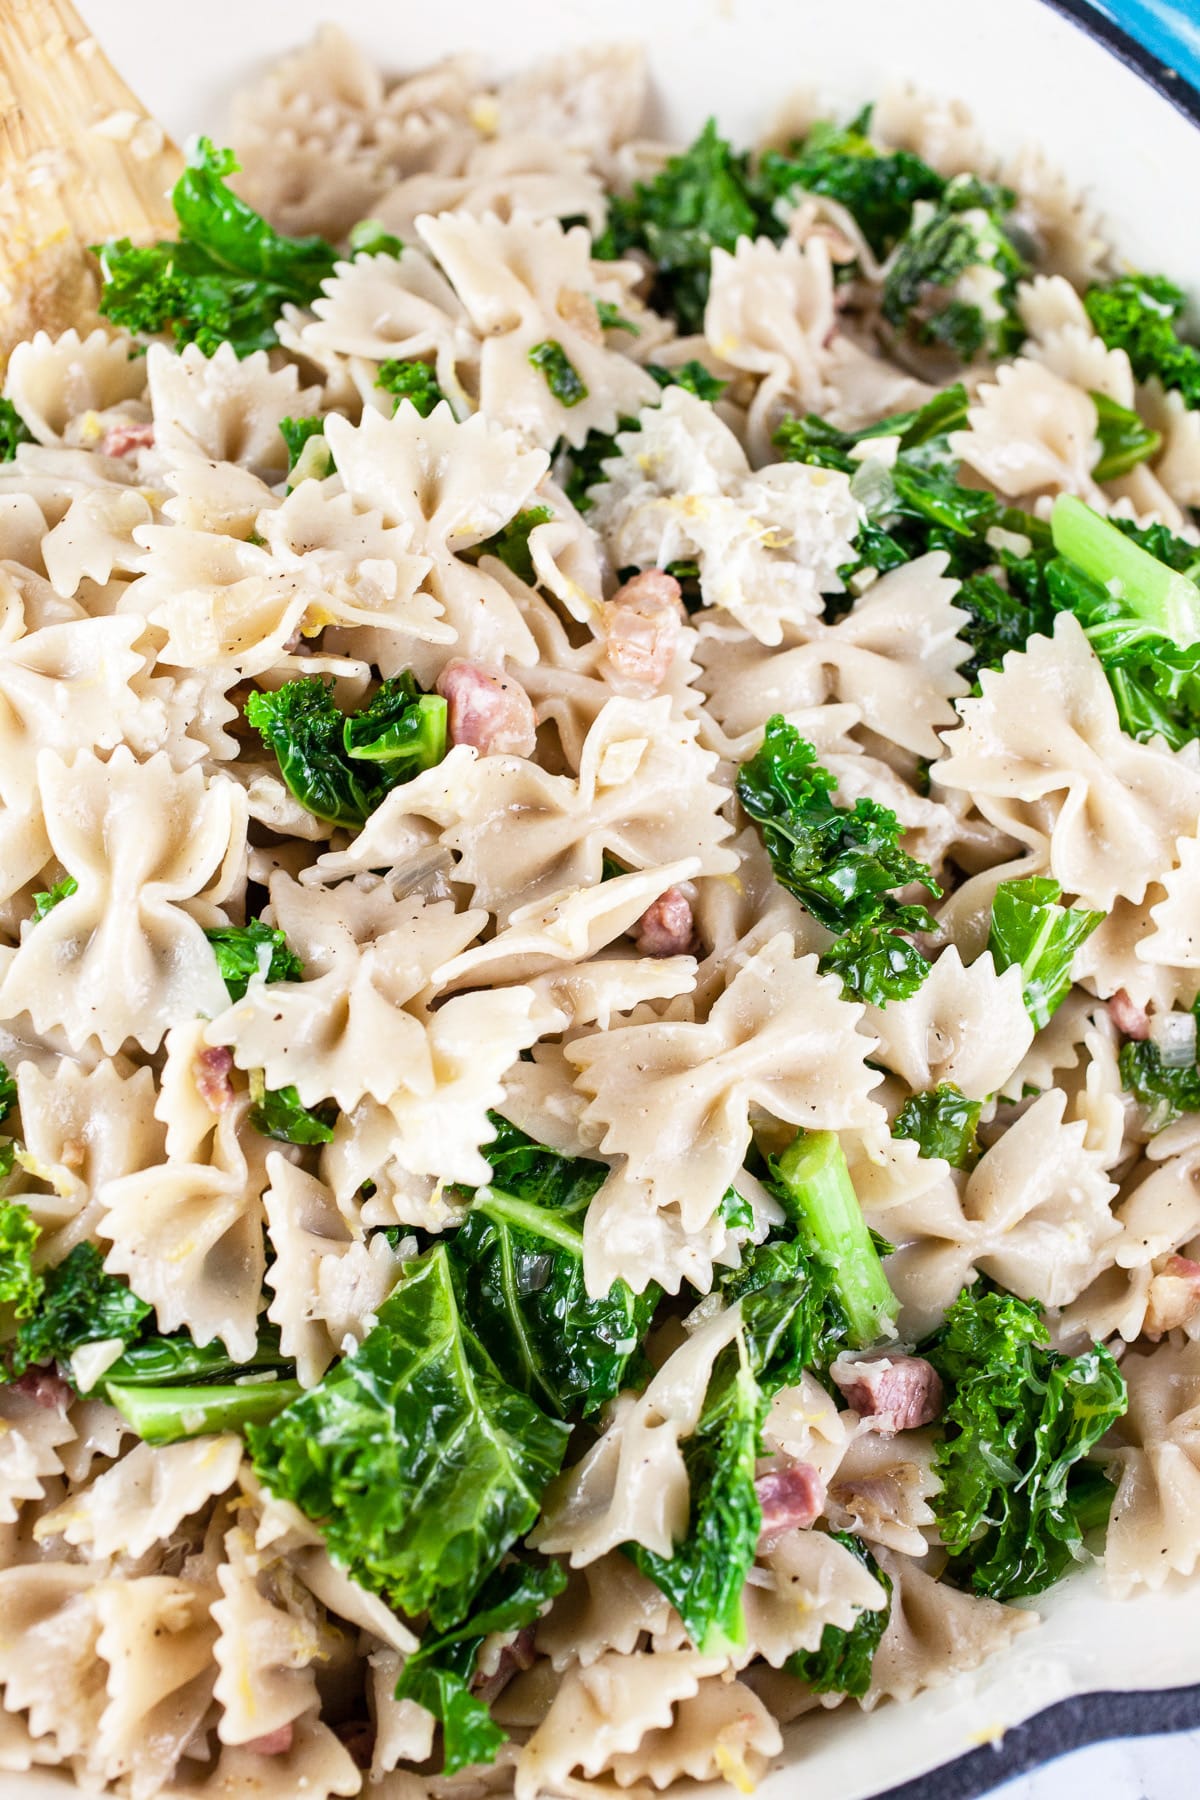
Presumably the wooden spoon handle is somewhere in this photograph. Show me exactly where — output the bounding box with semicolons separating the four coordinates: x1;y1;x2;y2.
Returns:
0;0;181;358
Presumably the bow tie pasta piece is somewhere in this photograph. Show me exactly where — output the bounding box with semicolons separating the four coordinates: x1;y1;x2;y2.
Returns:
13;1060;163;1265
880;1088;1119;1338
321;402;549;681
740;1529;889;1670
568;933;884;1239
862;1547;1036;1708
98;1094;270;1363
513;1651;777;1800
0;1565;220;1795
861;945;1033;1100
146;342;322;481
1105;1337;1200;1597
416;210;661;450
0;616;165;807
0;748;246;1057
332;695;736;921
493;43;647;159
0;1385;76;1524
937;613;1200;910
4;328;149;448
698;553;972;761
263;1155;408;1388
535;1554;678;1672
533;1303;747;1565
589;386;861;644
704;235;837;463
35;1434;243;1561
580;1164;756;1299
205;890;492;1111
431;860;701;993
948;356;1106;505
298;244;479;417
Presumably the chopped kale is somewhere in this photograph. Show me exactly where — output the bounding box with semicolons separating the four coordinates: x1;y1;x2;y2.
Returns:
245;673;447;828
785;1532;892;1696
758;112;945;257
469;506;555;585
205;921;303;1003
927;1287;1126;1600
528;340;588;407
987;876;1104;1031
0;397;33;461
595;119;780;331
8;1243;152;1379
394;1560;567;1774
95;138;337;358
737;715;939;1004
248;1244;570;1627
1084;273;1200;410
892;1084;982;1168
30;876;77;922
377;358;446;417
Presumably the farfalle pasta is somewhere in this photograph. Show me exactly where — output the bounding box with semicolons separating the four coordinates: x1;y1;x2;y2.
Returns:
1;26;1199;1800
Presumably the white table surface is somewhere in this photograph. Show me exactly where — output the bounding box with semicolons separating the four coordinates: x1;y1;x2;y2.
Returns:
990;1732;1196;1799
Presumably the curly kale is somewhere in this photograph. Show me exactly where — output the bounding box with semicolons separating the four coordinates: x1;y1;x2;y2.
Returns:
927;1288;1126;1600
95;139;338;358
1084;273;1200;409
737;715;940;1004
245;673;447;828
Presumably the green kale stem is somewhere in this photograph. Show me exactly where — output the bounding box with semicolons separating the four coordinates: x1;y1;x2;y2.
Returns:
106;1376;303;1445
1051;494;1200;647
772;1131;898;1348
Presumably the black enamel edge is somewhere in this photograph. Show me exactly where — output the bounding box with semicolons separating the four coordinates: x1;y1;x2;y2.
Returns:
1039;0;1200;124
868;1680;1200;1800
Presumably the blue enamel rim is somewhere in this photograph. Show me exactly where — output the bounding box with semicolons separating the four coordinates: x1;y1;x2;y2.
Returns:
870;6;1200;1794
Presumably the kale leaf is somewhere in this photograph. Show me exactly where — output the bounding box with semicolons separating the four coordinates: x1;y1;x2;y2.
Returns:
768;1130;898;1351
627;1341;764;1655
595;119;779;332
279;415;334;486
8;1243;152;1378
0;1196;40;1318
987;876;1104;1031
1046;497;1200;750
95;139;337;358
248;1243;570;1627
245;673;447;828
377;358;446;417
1084;273;1200;410
892;1084;982;1168
205;920;303;1003
394;1560;567;1774
881;175;1026;362
528;341;588;407
448;1117;657;1418
1118;1007;1200;1131
758;112;945;257
927;1287;1126;1600
1090;391;1162;482
468;506;555;586
101;1326;300;1442
785;1532;892;1697
737;714;940;1003
248;1079;336;1146
347;219;406;259
31;876;78;922
0;397;33;461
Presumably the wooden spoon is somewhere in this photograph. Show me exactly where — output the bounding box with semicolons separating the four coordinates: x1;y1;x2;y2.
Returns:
0;0;181;362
